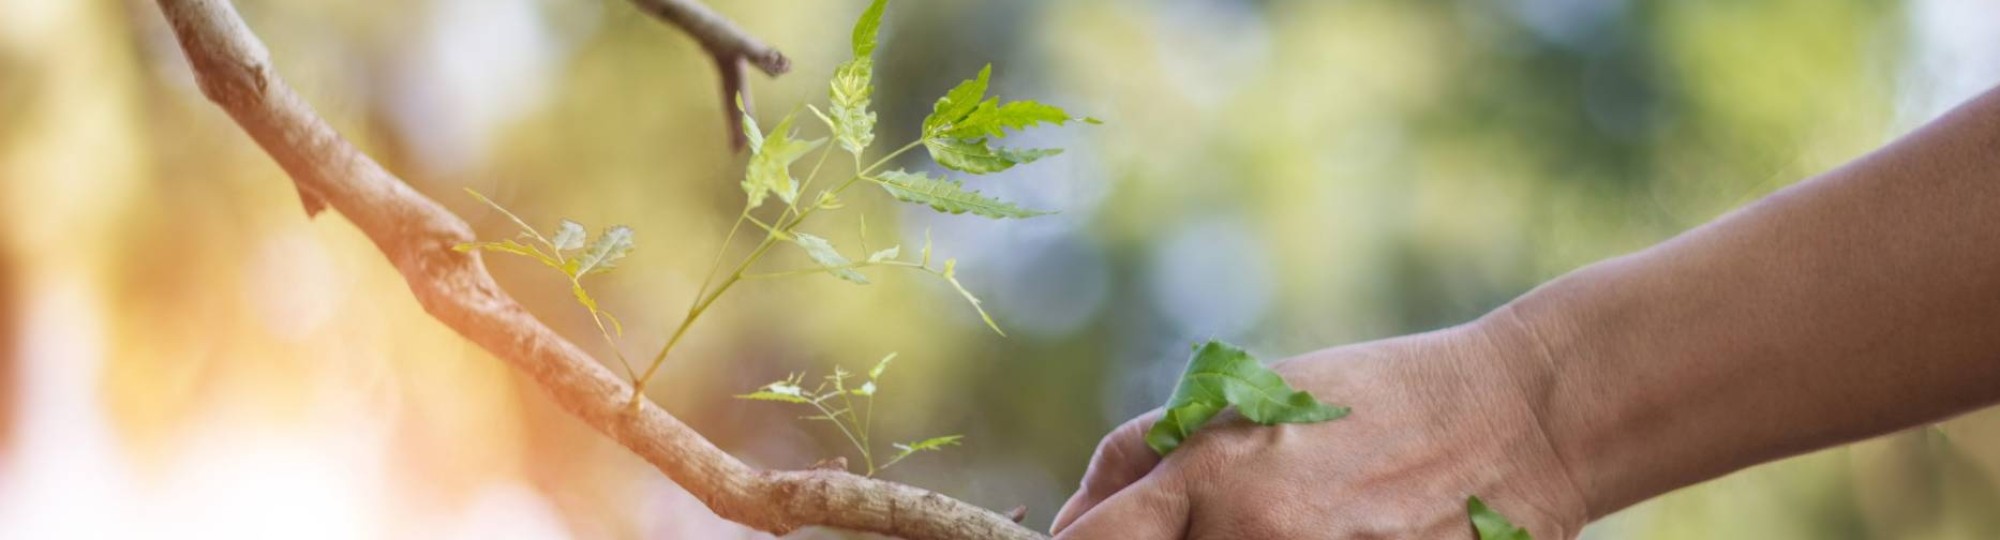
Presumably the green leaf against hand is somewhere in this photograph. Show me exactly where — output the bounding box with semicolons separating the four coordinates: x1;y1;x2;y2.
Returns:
1144;340;1349;455
573;225;635;276
873;170;1049;219
1468;496;1533;540
791;233;869;284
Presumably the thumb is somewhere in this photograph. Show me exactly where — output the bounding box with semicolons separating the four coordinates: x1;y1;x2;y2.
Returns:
1051;471;1187;540
1051;410;1165;534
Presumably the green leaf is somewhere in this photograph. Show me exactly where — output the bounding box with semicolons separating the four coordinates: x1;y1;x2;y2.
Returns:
573;226;635;276
830;60;876;157
924;137;1058;175
923;64;991;136
944;99;1090;140
891;435;963;460
918;66;1091;174
741;106;826;208
1144;340;1349;455
827;0;887;156
551;220;586;252
868;352;897;380
874;170;1049;219
1468;496;1533;540
792;233;869;284
850;0;888;58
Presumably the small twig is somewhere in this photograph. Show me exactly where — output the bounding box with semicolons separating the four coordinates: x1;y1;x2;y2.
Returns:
625;0;792;151
149;1;1039;538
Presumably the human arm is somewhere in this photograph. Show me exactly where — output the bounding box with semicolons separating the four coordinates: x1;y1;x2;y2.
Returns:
1050;85;2000;538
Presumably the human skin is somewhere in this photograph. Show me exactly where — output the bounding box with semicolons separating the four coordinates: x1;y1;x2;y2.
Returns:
1050;85;2000;539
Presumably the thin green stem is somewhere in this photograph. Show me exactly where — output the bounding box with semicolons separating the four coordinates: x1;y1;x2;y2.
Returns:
583;299;636;382
809;399;869;471
836;380;873;475
746;214;784;237
687;209;749;311
742;260;924;280
625;139;927;409
862;392;877;474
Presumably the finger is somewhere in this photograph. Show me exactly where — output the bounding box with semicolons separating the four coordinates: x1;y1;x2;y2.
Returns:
1051;409;1165;534
1052;471;1188;540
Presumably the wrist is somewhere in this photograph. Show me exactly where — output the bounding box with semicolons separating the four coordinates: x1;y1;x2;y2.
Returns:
1482;256;1735;521
1446;316;1592;532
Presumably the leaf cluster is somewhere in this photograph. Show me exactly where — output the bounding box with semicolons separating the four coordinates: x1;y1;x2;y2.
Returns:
456;189;639;378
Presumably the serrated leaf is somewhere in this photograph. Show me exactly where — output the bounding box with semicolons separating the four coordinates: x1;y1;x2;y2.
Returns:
875;170;1048;219
867;246;901;263
830;60;876;156
868;352;897;380
791;233;869;284
741;105;826;208
1144;340;1349;455
918;67;1089;174
551;220;586;251
850;0;888;57
944;99;1087;140
923;64;991;136
573;226;635;276
827;0;886;156
1469;496;1533;540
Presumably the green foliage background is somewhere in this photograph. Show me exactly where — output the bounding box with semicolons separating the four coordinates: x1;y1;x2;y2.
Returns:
3;0;1999;538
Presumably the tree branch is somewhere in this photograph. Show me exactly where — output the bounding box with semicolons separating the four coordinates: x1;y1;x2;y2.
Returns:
625;0;791;151
149;1;1040;538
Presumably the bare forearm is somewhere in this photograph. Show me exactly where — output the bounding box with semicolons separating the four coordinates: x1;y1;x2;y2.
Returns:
1500;86;2000;519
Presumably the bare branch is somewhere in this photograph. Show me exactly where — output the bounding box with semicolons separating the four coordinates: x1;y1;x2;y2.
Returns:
627;0;792;151
149;1;1040;538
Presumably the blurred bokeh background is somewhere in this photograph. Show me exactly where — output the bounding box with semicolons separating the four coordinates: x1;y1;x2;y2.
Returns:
5;0;2000;538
